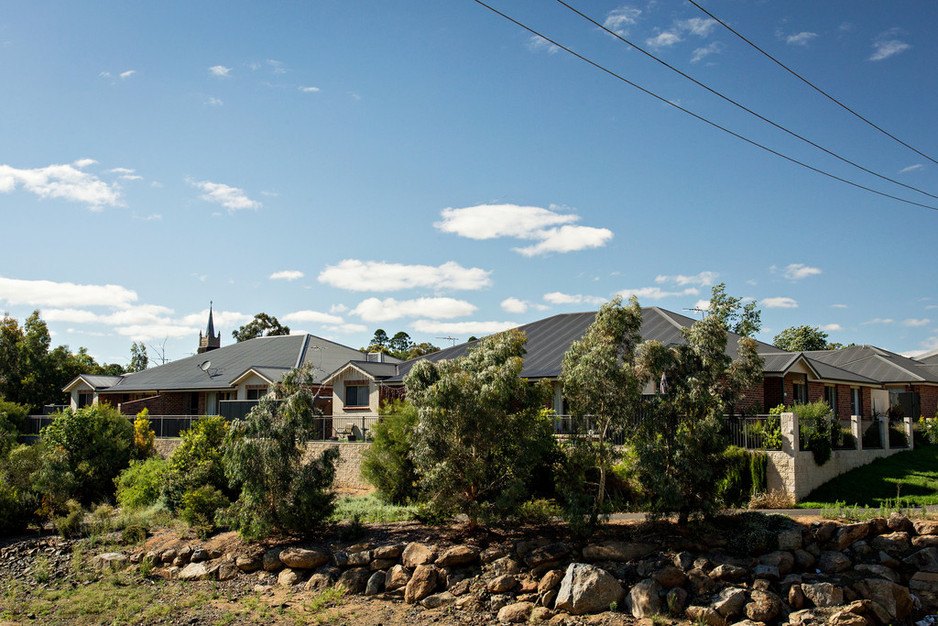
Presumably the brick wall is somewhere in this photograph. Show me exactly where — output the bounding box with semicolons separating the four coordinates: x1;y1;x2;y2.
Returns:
736;381;764;414
913;385;938;418
763;377;783;409
305;442;371;490
807;382;824;403
117;393;188;416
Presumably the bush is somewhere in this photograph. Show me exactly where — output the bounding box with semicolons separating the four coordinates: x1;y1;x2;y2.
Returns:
121;524;147;545
116;457;168;510
794;401;833;466
719;446;752;507
918;415;938;446
54;499;85;538
180;485;229;538
516;499;561;525
162;415;230;512
0;443;42;535
360;400;419;504
133;409;155;459
889;423;909;448
750;450;767;494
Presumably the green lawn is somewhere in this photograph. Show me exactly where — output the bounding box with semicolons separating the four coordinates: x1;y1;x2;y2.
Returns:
800;444;938;508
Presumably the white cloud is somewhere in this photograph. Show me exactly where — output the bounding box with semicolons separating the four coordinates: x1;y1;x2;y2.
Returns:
282;310;344;325
270;270;304;281
900;164;923;174
831;303;848;309
691;42;724;63
693;299;710;312
0;276;138;308
862;317;894;325
299;86;320;93
786;32;818;46
819;324;842;332
206;97;223;106
324;323;368;334
870;30;911;61
436;204;612;256
527;35;560;54
0;160;122;210
543;292;607;306
42;308;102;324
209;65;231;77
115;324;199;341
119;70;136;79
763;297;799;309
618;286;699;300
318;259;491;292
501;298;529;314
655;271;718;287
188;178;261;212
329;304;348;314
351;297;477;322
678;17;717;37
783;263;822;280
268;59;286;74
411;320;517;336
646;32;682;48
604;6;642;36
903;318;930;327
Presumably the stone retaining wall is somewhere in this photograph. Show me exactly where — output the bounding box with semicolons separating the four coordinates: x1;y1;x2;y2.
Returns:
305;442;371;490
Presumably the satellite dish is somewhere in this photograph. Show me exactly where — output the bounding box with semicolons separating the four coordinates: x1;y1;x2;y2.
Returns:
199;360;212;372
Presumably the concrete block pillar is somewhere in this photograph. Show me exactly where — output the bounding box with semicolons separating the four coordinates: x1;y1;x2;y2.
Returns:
781;412;799;454
852;415;862;451
905;416;914;450
881;416;890;451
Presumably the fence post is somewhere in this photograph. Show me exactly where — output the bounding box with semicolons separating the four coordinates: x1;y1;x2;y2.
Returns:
905;416;914;450
851;415;861;450
881;416;890;451
781;412;798;454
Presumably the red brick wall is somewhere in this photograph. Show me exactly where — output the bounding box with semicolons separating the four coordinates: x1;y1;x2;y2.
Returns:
763;377;784;410
737;381;764;414
913;385;938;418
808;382;824;403
116;393;188;416
861;387;871;417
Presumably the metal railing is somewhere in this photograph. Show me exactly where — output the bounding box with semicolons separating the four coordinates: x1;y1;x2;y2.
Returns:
724;415;782;451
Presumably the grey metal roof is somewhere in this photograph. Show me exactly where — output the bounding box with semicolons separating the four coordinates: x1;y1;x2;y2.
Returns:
62;374;125;392
916;349;938;366
387;307;781;383
322;360;402;384
98;334;384;393
805;345;938;385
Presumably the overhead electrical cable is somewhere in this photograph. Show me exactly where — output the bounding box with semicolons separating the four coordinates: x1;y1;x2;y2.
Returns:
469;0;938;212
555;0;938;202
686;0;938;167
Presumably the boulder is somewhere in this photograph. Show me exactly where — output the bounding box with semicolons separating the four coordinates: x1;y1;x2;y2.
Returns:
903;546;938;570
581;541;655;563
436;545;479;568
652;565;687;589
914;519;938;536
870;531;910;555
371;558;396;571
709;563;747;581
887;513;913;533
912;535;938;548
524;542;571;568
279;547;329;570
793;548;816;570
372;544;402;560
489;556;523;577
745;590;781;622
760;550;795;575
278;568;299;587
834;522;870;550
401;542;436;568
346;551;371;567
178;562;214;581
337;567;370;594
537;569;563;595
854;579;913;622
789;583;806;610
752;564;780;581
216;562;238;581
420;591;455;609
487;574;517;593
404;564;438;604
801;582;843;608
778;528;804;551
93;552;129;573
666;587;688;616
685;605;725;626
365;571;385;596
627;579;662;618
385;564;410;591
818;551;852;574
304;572;333;592
497;601;534;623
262;548;283;572
190;548;208;563
554;563;624;615
854;563;900;583
711;587;747;618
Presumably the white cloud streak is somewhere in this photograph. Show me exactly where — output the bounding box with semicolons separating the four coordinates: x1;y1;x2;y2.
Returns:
762;297;799;309
270;270;304;281
318;259;491;292
870;30;911;61
903;318;930;327
501;298;529;314
0;276;138;308
786;32;818;46
188;178;261;212
783;263;822;280
618;286;699;300
351;297;477;322
209;65;231;77
543;292;607;306
604;6;642;36
691;42;724;63
655;271;718;286
411;320;517;336
0;160;122;210
282;310;344;325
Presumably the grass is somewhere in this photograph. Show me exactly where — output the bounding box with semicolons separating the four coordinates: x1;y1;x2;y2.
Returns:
800;444;938;508
330;493;416;523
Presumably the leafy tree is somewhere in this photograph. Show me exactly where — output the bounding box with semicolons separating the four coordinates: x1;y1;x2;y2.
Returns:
631;292;764;524
0;443;43;535
707;283;761;337
232;313;290;342
115;457;169;510
128;341;149;372
363;330;440;360
773;325;830;351
559;296;643;529
366;329;390;353
361;400;419;504
405;329;553;527
162;415;231;512
404;342;440;360
33;405;135;508
389;331;413;356
132;409;155;458
223;364;338;538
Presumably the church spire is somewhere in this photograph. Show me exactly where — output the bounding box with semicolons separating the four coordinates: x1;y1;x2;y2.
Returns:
206;301;216;338
198;301;221;354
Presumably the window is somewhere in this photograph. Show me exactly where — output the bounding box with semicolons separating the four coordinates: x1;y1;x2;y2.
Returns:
77;391;93;408
850;388;861;416
246;386;267;400
344;384;369;408
824;385;837;416
791;381;807;405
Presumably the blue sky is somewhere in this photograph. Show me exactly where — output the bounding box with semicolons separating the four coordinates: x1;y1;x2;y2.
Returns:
1;1;936;366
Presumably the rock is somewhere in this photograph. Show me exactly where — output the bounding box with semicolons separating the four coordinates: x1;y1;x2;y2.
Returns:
92;552;129;573
778;528;804;551
854;563;900;583
487;574;518;593
802;582;843;607
524;543;571;568
870;531;911;555
652;565;687;589
538;569;563;595
709;563;747;581
912;535;938;548
372;544;402;560
235;554;261;572
903;546;938;569
278;568;299;587
177;545;193;562
385;564;410;591
190;548;209;563
760;550;795;575
711;587;747;618
673;551;695;570
909;571;938;609
304;572;333;591
489;556;523;577
217;562;239;581
371;558;396;571
793;548;816;571
347;541;372;553
666;587;688;616
172;555;187;568
280;547;329;570
688;568;716;596
834;522;870;550
402;542;436;568
346;551;371;567
685;605;725;626
338;567;370;594
887;513;913;532
554;563;624;616
160;548;176;563
530;606;553;621
789;583;806;610
421;591;455;608
178;562;214;581
818;551;852;574
813;521;838;543
752;564;780;581
854;579;913;622
914;519;938;536
262;548;283;572
497;601;534;623
581;541;655;563
481;546;509;564
436;545;479;568
828;610;871;626
333;551;349;568
404;564;438;604
745;590;781;622
628;579;662;618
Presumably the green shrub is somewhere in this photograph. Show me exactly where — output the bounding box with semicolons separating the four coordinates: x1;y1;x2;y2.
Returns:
132;409;155;459
889;424;909;448
55;499;85;538
917;416;938;446
360;400;419;504
116;457;169;510
750;450;767;494
794;401;833;466
180;485;229;538
0;443;42;535
121;524;147;545
516;498;561;525
719;446;752;507
163;415;230;512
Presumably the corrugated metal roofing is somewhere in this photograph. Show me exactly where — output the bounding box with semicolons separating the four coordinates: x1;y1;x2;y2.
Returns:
79;374;124;389
805;345;938;385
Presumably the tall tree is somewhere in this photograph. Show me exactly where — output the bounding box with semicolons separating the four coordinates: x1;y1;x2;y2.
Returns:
365;329;390;353
232;313;290;342
405;329;553;527
560;296;643;529
707;283;761;337
773;325;830;351
128;341;149;372
388;331;413;356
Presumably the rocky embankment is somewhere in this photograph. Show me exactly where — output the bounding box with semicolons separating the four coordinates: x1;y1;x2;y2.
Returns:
86;514;938;625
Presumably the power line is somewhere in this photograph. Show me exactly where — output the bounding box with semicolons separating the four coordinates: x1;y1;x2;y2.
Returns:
469;0;938;212
555;0;938;203
686;0;938;168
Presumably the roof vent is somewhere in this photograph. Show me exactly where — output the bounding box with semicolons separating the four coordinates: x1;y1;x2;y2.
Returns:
367;352;384;363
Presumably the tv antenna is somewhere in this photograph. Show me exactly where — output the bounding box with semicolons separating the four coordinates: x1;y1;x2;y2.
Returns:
683;307;706;318
436;336;458;347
